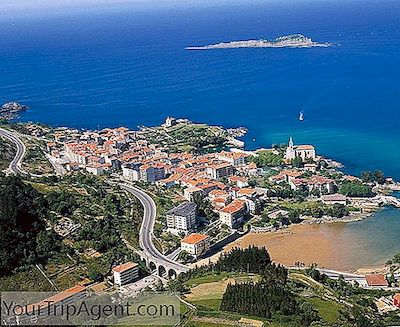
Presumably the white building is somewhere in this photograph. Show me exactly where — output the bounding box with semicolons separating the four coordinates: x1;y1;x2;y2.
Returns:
321;194;348;205
122;163;141;181
85;164;106;175
181;233;210;258
165;117;177;128
184;187;203;201
217;151;249;167
285;137;316;161
17;285;87;322
206;162;235;180
219;199;247;228
112;262;139;286
166;202;197;233
139;165;165;183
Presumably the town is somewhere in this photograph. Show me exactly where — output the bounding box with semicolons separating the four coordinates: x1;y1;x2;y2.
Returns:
27;117;400;253
1;117;400;326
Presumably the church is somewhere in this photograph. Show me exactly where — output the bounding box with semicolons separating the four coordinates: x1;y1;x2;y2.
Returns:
284;137;316;161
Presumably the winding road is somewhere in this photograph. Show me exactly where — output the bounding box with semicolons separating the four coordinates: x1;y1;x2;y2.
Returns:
120;184;189;275
0;127;27;175
1;126;189;276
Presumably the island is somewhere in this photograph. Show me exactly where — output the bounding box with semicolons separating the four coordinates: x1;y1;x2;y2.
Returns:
186;34;331;50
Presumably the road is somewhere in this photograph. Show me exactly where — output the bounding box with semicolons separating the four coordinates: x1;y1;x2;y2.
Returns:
120;184;189;274
0;127;27;175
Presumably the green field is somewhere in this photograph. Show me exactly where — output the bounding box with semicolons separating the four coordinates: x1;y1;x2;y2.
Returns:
186;321;234;327
0;266;54;292
185;272;235;287
190;298;222;311
306;297;344;323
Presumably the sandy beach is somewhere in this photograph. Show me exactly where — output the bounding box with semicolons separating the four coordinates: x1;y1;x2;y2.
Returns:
226;225;336;268
195;210;400;273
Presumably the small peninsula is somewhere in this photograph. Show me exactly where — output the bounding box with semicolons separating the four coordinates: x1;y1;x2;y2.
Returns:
186;34;331;50
1;102;28;120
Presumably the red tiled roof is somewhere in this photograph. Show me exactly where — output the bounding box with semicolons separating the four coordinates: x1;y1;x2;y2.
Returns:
112;262;138;273
19;284;86;314
221;200;246;214
181;233;208;245
365;274;388;287
281;170;302;178
296;145;314;150
237;188;256;196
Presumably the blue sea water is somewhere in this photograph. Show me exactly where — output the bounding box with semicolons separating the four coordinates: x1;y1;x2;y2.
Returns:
1;0;400;178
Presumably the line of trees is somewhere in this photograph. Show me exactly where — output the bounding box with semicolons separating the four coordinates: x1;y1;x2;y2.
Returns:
339;181;374;197
361;170;385;184
179;246;272;281
251;151;283;167
213;247;320;325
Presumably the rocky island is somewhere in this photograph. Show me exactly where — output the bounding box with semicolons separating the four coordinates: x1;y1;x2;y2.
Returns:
186;34;331;50
1;102;28;120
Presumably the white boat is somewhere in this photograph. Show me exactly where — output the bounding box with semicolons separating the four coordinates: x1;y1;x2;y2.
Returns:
299;111;304;121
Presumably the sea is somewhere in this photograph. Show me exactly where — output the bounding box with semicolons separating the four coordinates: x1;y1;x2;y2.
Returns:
1;0;400;269
1;0;400;178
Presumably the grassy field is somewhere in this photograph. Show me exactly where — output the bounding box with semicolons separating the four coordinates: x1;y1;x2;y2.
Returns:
185;272;235;287
0;266;54;292
306;297;344;324
186;320;235;327
21;137;53;175
190;298;222;311
183;270;348;327
138;122;229;153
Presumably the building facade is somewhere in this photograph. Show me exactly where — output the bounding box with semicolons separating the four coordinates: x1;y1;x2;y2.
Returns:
206;163;235;180
285;137;316;161
180;233;210;258
166;202;197;233
219;199;247;228
112;262;139;286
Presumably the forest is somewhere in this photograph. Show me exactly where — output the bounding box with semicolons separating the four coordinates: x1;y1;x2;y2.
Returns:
0;175;60;276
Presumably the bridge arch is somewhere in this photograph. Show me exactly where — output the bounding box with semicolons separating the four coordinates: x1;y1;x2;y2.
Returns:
158;265;167;277
149;261;157;272
168;269;177;280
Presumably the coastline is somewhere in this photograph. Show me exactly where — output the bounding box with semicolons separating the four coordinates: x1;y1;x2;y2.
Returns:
4;118;400;276
195;205;398;274
197;225;389;275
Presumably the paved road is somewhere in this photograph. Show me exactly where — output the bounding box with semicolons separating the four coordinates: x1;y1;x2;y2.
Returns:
0;127;27;175
120;184;189;274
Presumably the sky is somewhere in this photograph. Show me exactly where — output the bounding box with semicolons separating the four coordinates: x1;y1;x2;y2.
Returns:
1;0;239;12
1;0;323;16
0;1;218;20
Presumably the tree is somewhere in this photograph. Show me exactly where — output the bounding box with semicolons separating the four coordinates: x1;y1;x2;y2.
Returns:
167;279;188;294
339;182;373;197
35;231;60;260
291;156;303;168
288;210;301;223
192;193;218;221
251;151;283;168
361;170;385;185
0;175;53;275
326;204;349;218
373;170;385;184
361;171;374;183
88;263;104;282
178;250;192;263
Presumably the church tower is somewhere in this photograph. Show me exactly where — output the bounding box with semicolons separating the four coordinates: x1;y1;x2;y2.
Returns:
288;137;294;148
285;137;296;160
